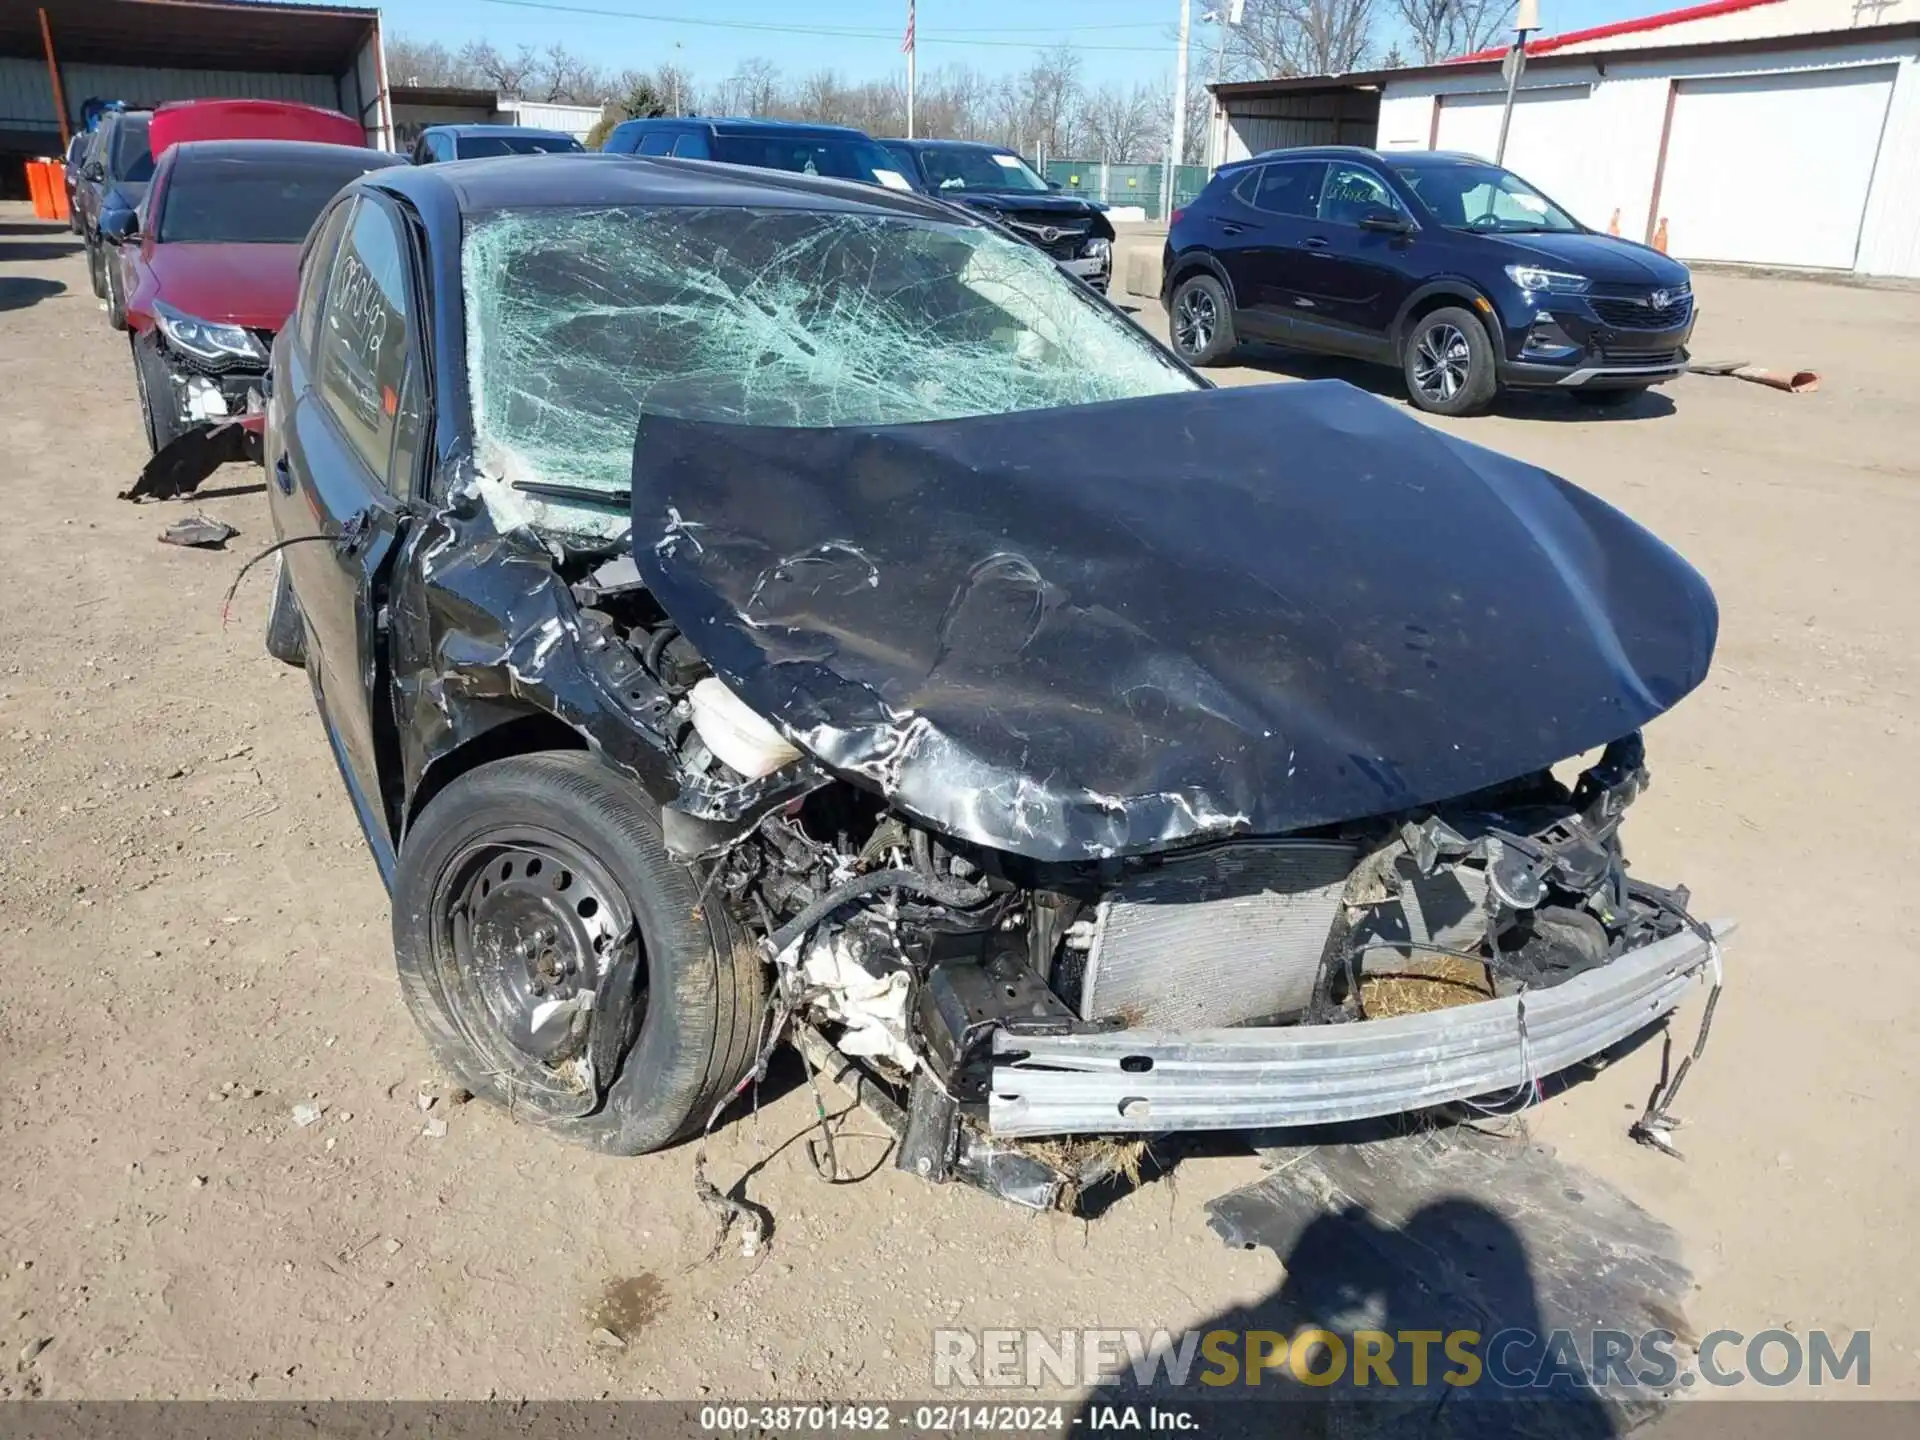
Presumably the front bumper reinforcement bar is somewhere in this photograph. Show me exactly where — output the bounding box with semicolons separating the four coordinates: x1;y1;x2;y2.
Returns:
987;919;1733;1137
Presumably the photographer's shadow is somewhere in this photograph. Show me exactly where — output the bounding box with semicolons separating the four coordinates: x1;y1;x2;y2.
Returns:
1077;1126;1689;1438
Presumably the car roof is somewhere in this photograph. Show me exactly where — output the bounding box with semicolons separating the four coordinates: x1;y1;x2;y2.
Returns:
880;138;1015;152
428;125;580;140
1388;149;1502;166
620;116;876;139
1223;144;1386;172
367;150;973;223
165;138;407;167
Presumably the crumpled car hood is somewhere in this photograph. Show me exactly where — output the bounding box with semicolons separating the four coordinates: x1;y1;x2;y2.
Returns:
628;381;1717;862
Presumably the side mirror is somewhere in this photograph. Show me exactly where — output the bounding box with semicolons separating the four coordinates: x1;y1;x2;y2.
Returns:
1046;178;1063;191
100;208;139;244
84;161;105;182
1359;207;1413;235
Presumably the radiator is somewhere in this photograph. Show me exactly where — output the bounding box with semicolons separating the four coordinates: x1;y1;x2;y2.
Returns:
1077;841;1359;1029
1349;855;1494;968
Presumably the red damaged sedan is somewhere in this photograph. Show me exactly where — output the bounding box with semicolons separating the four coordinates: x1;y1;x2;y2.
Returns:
115;139;405;461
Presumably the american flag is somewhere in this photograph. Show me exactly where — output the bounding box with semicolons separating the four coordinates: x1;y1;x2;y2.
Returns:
903;0;916;53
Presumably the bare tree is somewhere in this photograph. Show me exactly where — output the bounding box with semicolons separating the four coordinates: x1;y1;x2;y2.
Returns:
647;61;695;115
1017;44;1086;162
1227;0;1379;79
456;41;538;97
732;57;782;116
1080;82;1158;162
387;37;471;88
793;70;845;124
538;41;605;104
1392;0;1514;63
930;65;995;141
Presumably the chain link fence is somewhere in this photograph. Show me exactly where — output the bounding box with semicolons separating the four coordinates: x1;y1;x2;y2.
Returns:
1044;162;1211;222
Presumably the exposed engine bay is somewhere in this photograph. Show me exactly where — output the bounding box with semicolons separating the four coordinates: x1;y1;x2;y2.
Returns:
560;552;1721;1210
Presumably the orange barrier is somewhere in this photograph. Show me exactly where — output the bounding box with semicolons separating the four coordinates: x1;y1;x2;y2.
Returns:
23;159;68;222
45;161;68;222
25;158;52;219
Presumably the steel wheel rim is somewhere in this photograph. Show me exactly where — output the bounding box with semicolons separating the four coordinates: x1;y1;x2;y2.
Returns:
1413;322;1472;402
1175;285;1216;354
431;825;641;1074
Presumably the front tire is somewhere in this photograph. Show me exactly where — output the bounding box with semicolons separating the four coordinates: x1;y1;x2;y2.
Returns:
86;237;106;299
104;252;128;331
131;335;188;454
392;752;767;1154
1168;272;1237;366
1403;306;1498;416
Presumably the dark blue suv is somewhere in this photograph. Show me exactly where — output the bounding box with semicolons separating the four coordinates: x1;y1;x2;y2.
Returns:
1163;146;1695;415
602;117;905;190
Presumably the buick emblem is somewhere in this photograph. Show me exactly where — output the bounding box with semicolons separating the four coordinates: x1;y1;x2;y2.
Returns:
1650;289;1671;309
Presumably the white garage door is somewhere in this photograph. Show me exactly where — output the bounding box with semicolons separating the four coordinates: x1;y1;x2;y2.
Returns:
1433;86;1599;227
1658;66;1895;270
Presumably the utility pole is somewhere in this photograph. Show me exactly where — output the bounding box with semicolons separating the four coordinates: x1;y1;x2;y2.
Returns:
1204;0;1243;171
1166;0;1191;221
1495;0;1541;165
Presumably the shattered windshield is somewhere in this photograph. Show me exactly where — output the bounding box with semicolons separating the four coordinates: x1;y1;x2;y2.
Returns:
463;204;1197;536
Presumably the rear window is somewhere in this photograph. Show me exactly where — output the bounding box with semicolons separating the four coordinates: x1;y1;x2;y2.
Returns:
158;151;403;244
454;134;584;158
110;116;153;183
1243;161;1325;218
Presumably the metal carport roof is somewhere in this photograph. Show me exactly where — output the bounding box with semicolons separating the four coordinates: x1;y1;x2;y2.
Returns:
0;0;377;74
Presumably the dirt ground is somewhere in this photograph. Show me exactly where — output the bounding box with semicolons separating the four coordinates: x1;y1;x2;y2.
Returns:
2;199;1917;1403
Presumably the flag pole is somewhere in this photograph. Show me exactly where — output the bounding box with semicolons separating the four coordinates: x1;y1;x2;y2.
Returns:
906;0;918;138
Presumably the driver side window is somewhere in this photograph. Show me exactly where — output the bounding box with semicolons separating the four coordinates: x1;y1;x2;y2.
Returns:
296;199;354;358
315;199;417;493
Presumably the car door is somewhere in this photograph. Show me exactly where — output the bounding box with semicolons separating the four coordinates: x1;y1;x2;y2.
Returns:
1218;159;1326;338
123;150;173;318
273;192;425;852
1293;161;1420;359
77;119;113;233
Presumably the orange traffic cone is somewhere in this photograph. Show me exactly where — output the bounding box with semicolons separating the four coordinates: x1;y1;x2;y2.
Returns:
1607;208;1621;236
1652;216;1669;253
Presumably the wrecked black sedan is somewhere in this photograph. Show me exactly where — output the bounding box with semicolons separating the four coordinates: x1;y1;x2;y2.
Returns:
265;154;1730;1209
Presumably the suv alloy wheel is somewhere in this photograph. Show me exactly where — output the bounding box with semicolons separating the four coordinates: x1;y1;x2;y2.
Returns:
1403;306;1498;417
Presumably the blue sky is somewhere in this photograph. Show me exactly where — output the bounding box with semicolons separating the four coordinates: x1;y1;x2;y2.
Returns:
379;0;1690;91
